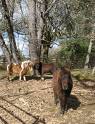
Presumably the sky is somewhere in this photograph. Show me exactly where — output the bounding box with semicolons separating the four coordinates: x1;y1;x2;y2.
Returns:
0;33;29;57
0;1;29;57
14;33;29;57
0;32;59;57
0;0;59;57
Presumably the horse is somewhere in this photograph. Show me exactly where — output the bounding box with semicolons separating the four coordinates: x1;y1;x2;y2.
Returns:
34;62;56;80
7;60;34;81
52;67;73;114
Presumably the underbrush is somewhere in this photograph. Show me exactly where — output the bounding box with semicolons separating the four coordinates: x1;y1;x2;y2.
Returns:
0;65;6;79
72;69;95;81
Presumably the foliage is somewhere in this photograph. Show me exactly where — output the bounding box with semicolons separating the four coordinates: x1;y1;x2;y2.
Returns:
0;0;95;68
57;38;89;68
72;68;95;81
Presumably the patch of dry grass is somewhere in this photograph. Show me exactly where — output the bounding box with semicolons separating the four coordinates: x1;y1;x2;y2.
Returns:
72;69;95;81
0;70;7;80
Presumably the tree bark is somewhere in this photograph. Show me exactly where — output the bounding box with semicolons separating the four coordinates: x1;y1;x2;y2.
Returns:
6;0;15;18
84;23;95;70
36;1;44;61
39;0;50;62
43;44;49;63
28;0;56;62
28;0;38;61
92;66;95;75
0;33;11;63
84;39;93;69
1;0;21;63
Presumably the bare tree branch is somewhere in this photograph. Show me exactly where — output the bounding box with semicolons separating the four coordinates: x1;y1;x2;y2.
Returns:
44;0;58;16
1;0;21;63
0;33;11;63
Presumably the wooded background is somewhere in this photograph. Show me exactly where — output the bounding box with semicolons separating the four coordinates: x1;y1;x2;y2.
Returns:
0;0;95;73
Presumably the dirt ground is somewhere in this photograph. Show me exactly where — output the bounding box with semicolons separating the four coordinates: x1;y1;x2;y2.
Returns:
0;75;95;124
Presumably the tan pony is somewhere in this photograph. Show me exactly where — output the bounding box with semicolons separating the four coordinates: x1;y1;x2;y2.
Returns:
7;60;34;81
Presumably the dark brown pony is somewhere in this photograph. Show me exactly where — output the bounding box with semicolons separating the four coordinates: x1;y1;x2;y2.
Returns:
34;62;56;79
52;67;73;114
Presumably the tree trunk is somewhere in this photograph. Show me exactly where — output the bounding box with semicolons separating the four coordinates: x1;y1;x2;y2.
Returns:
0;33;11;63
28;0;56;62
36;1;45;61
84;39;93;69
39;0;50;62
6;0;15;18
43;45;49;63
1;0;21;63
92;66;95;75
28;0;39;61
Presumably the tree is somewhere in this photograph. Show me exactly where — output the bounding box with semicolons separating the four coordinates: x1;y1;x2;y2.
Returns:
84;33;93;69
27;0;58;62
78;0;95;69
27;0;38;61
57;38;88;68
1;0;21;63
0;33;11;63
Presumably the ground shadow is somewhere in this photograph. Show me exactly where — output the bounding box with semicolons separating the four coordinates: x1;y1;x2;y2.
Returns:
10;75;41;81
0;97;46;124
10;76;19;81
26;75;41;81
0;105;26;124
0;115;8;124
10;75;53;81
67;95;81;110
25;75;53;81
41;75;53;80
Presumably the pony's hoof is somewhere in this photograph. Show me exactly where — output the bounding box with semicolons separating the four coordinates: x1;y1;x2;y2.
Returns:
41;77;44;81
60;110;65;115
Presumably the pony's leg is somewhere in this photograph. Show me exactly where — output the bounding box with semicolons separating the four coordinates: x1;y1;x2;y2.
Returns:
64;97;68;111
59;93;66;114
34;69;39;77
54;93;59;105
7;72;12;81
19;71;22;81
41;73;44;80
53;88;59;105
20;69;26;81
41;76;44;80
19;75;22;81
7;75;10;81
8;75;13;81
23;75;26;81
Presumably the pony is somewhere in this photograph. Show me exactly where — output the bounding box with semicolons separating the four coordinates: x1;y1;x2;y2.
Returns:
34;62;56;80
7;60;34;81
52;67;73;114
